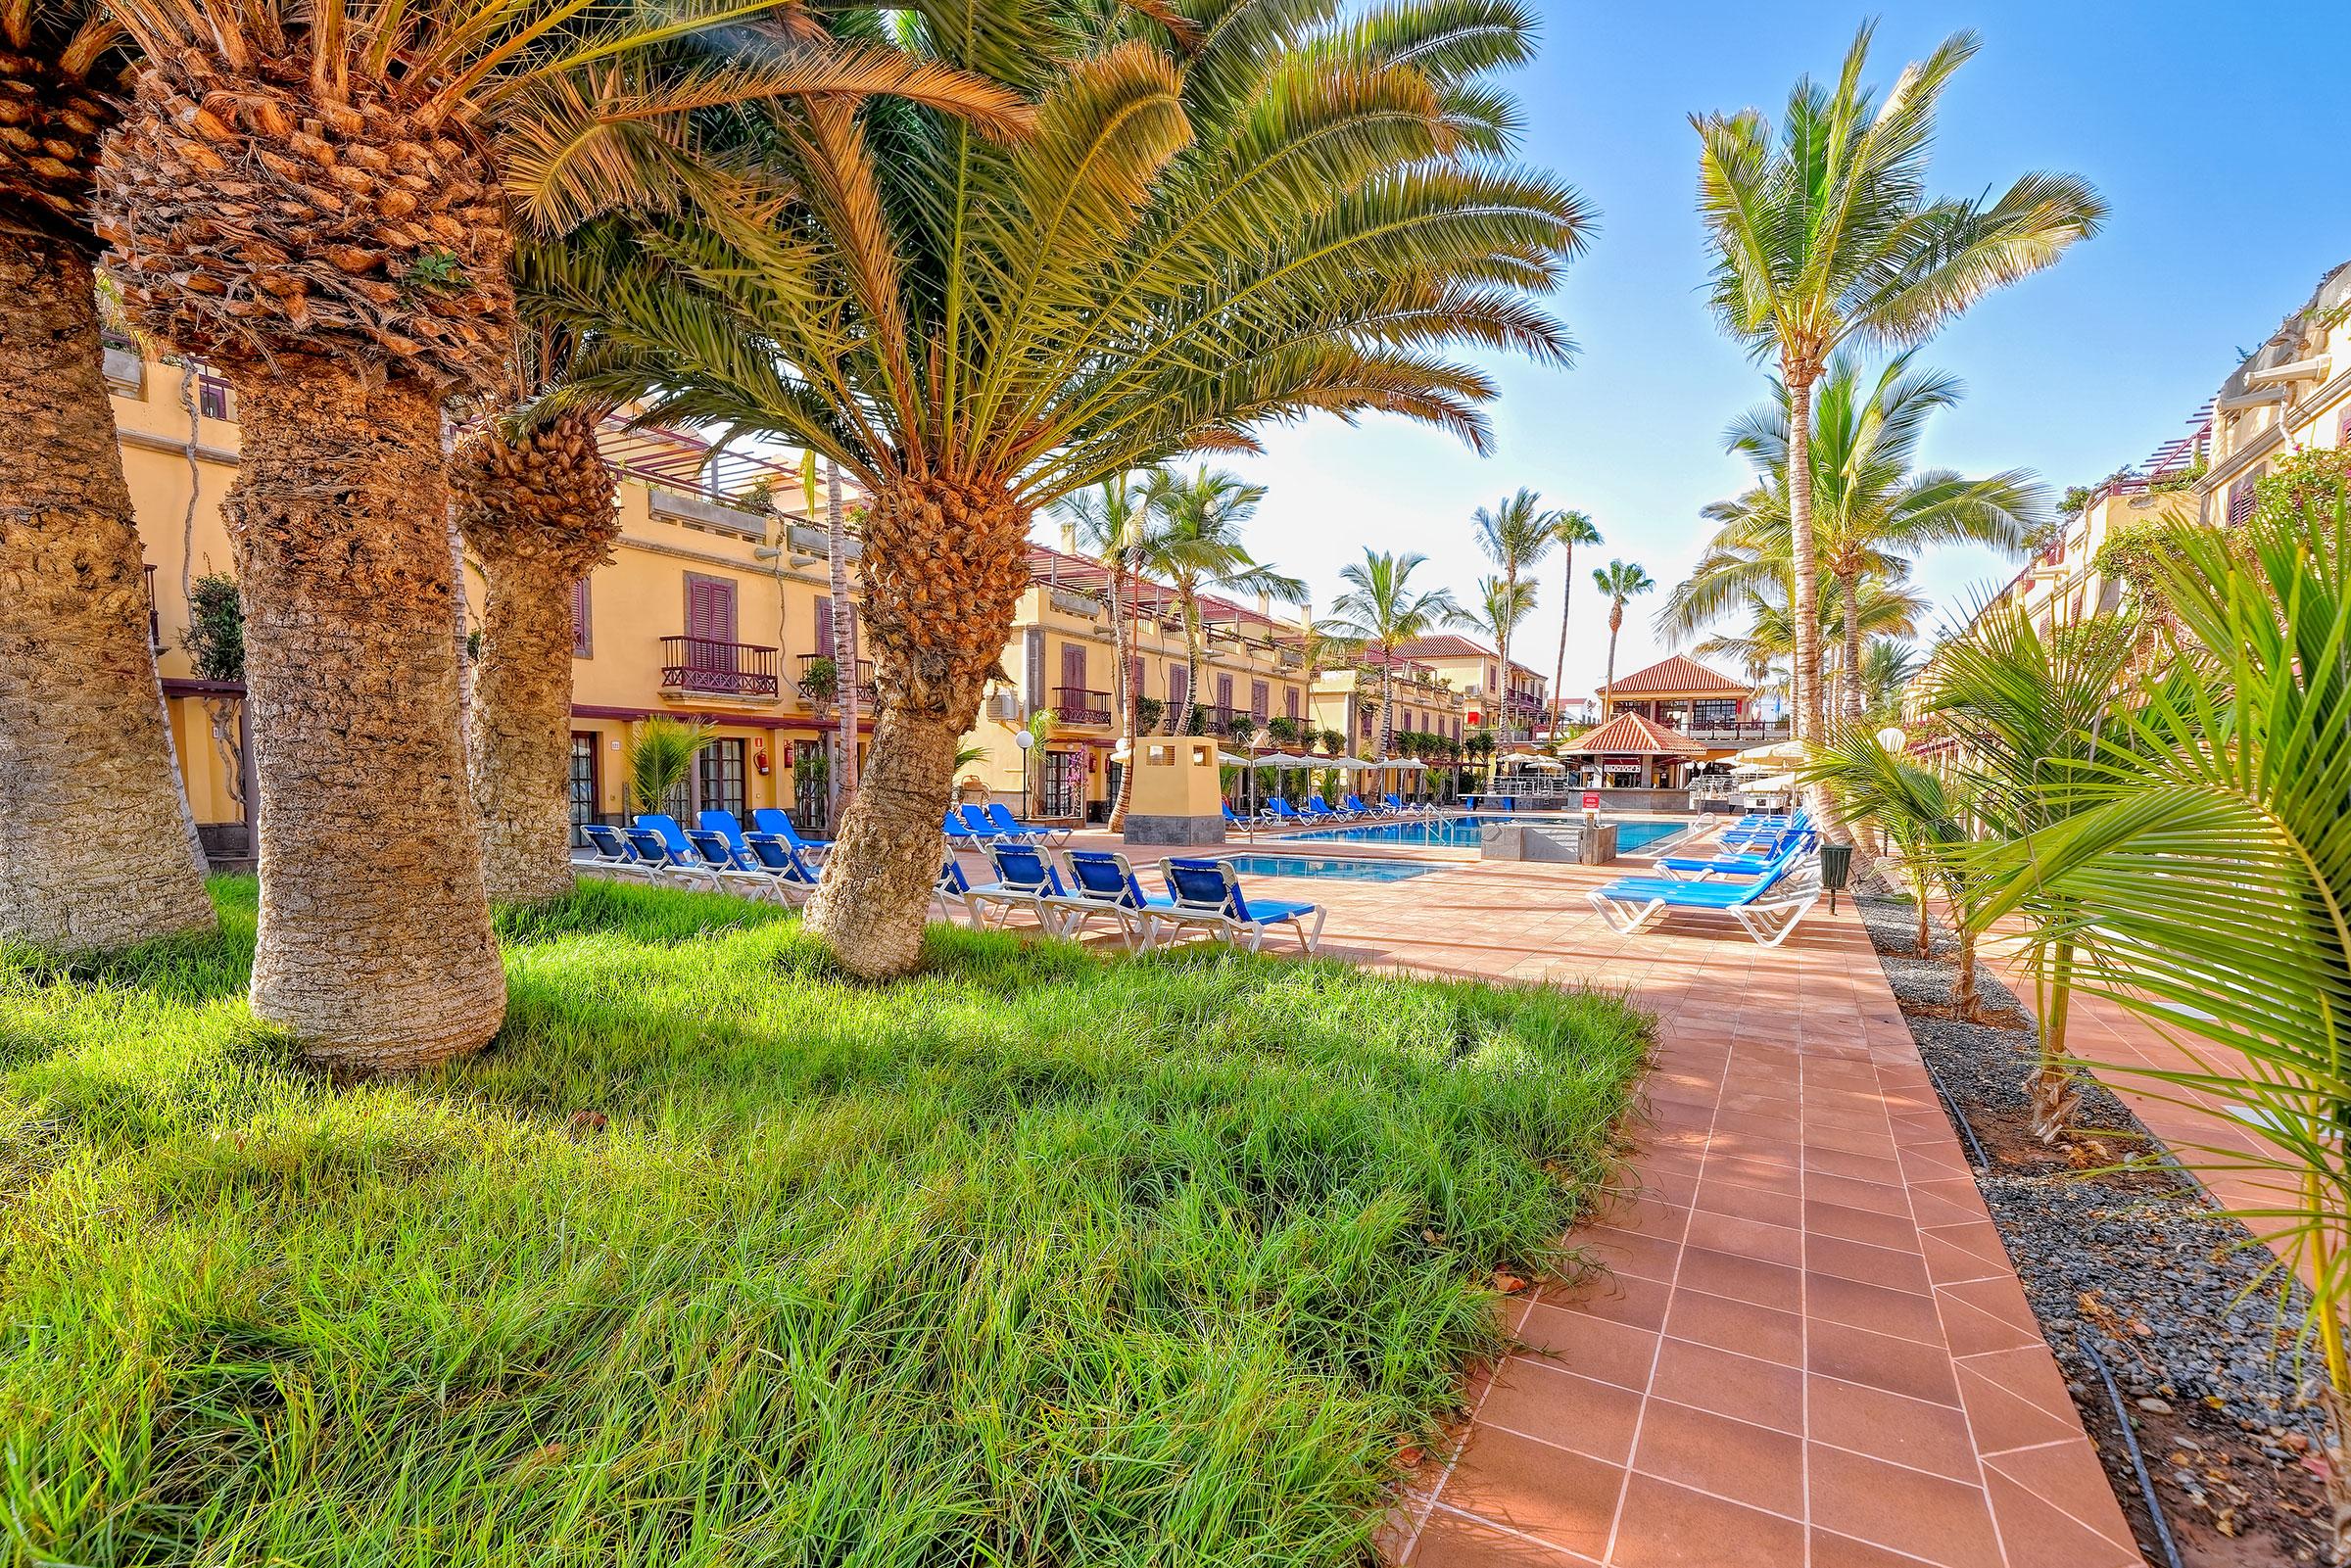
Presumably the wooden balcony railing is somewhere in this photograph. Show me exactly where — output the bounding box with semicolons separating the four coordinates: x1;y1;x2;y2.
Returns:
1054;686;1112;725
797;651;874;705
660;636;780;698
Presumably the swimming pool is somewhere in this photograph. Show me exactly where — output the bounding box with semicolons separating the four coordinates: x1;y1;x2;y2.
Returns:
1220;853;1431;882
1280;814;1689;852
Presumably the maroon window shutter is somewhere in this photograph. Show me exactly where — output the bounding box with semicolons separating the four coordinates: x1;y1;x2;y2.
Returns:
1251;681;1268;720
1216;674;1232;713
571;579;592;657
2227;474;2257;526
1129;656;1144;698
814;596;834;653
1285;687;1300;720
1169;666;1188;716
686;574;737;644
1025;628;1046;712
1061;642;1086;699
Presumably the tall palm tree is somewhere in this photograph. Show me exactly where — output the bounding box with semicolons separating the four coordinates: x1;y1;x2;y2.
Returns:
1138;466;1306;733
1468;573;1537;787
1327;550;1463;761
1717;354;2042;719
0;0;216;952
1592;560;1655;713
1858;638;1925;723
88;0;1022;1066
1689;577;1926;703
1469;488;1559;742
1052;472;1151;830
1547;509;1600;732
1694;21;2104;738
534;6;1590;975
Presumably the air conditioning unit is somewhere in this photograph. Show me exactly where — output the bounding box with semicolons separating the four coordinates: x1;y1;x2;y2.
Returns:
985;690;1022;721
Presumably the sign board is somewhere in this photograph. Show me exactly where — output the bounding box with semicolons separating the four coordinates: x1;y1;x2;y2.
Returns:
1580;791;1600;810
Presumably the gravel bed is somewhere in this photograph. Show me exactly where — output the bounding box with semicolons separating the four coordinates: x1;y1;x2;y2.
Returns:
1855;887;2327;1564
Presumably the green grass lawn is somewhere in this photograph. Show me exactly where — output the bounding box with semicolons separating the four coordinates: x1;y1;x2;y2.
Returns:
0;878;1647;1566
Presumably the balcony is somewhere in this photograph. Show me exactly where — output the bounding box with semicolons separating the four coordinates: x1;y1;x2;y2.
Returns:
798;651;875;706
1682;717;1793;744
1054;687;1112;726
661;637;780;700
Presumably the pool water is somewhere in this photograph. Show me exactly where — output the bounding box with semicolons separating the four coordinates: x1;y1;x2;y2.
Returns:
1220;853;1431;882
1282;814;1689;852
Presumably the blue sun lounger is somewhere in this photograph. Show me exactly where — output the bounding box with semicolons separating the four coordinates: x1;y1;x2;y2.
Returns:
1305;793;1351;821
985;802;1071;849
1655;828;1816;882
741;832;824;903
1223;801;1258;834
964;842;1069;933
581;823;655;879
685;828;797;901
620;818;709;888
934;858;973;924
944;806;991;849
1588;856;1819;947
749;807;832;863
1050;849;1220;952
1161;858;1326;954
1261;797;1308;828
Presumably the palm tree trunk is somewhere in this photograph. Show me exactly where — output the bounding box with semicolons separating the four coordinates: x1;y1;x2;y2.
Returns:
0;227;216;951
1785;368;1823;740
2028;936;2080;1141
1953;918;1982;1021
1841;568;1865;722
451;411;619;903
1182;596;1204;734
828;462;859;816
803;475;1031;978
1603;608;1621;708
1494;567;1515;791
1106;556;1136;832
1550;543;1575;734
228;354;505;1069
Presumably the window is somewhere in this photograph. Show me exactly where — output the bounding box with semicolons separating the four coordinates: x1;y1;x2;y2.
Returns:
1690;698;1738;730
568;734;600;841
1024;627;1046;712
1216;673;1233;717
684;573;738;643
1250;680;1269;721
1285;687;1300;721
697;738;746;822
198;374;233;422
571;579;593;658
1168;666;1188;721
2226;471;2261;527
1041;750;1083;818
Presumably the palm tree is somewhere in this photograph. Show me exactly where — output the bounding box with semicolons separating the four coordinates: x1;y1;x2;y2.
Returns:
0;0;216;952
1715;354;2042;719
1052;473;1152;830
1928;603;2137;1140
1694;21;2104;738
1469;489;1560;742
530;9;1589;976
1965;456;2351;1549
1546;509;1600;732
1468;573;1537;787
1327;550;1463;761
1858;638;1925;723
1138;467;1306;734
1591;560;1655;713
1800;726;1983;1011
87;0;1017;1065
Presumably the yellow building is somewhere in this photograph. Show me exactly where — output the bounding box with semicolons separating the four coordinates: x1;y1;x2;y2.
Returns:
111;355;1321;844
1307;651;1467;753
2195;260;2351;527
1382;634;1546;739
954;546;1315;820
114;348;858;851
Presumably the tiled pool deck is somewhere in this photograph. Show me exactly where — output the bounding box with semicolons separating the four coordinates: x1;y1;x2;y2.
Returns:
1047;829;2142;1568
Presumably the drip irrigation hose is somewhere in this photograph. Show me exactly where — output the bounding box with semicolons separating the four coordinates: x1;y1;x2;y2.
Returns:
2076;1331;2186;1568
1923;1061;1991;1172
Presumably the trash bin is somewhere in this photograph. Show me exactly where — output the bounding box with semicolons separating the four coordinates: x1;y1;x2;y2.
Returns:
1817;842;1854;913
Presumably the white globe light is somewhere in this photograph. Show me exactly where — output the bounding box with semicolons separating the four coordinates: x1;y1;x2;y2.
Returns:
1875;726;1906;751
1014;731;1035;750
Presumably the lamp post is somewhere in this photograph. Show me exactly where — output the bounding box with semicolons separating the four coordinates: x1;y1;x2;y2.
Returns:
1015;728;1035;818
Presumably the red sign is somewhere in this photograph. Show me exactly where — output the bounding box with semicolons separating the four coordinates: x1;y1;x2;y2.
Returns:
1580;791;1600;810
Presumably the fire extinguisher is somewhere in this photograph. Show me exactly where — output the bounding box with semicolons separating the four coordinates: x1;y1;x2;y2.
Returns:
753;745;772;777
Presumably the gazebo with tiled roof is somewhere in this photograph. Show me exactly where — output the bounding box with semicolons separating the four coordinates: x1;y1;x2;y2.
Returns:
1556;709;1707;788
1597;654;1785;756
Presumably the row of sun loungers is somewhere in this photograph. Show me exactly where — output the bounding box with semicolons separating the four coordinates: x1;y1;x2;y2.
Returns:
943;802;1072;850
1231;793;1437;832
578;809;1324;957
941;843;1324;955
1586;812;1820;947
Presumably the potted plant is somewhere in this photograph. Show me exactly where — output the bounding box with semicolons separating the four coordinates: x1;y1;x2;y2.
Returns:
798;655;840;708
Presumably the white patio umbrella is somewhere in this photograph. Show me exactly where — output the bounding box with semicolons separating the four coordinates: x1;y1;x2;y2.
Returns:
1741;772;1797;792
1519;757;1566;772
1731;740;1806;766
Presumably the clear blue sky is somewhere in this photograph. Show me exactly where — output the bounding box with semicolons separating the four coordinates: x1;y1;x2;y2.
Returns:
1211;0;2351;701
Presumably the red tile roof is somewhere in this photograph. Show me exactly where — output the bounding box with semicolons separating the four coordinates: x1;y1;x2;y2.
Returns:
1554;711;1707;756
1603;654;1752;697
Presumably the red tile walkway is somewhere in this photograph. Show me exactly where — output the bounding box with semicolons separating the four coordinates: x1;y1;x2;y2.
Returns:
1042;830;2143;1567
